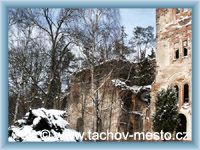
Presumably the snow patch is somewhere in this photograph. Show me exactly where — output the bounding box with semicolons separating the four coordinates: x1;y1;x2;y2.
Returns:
182;102;190;109
9;108;81;142
112;79;151;94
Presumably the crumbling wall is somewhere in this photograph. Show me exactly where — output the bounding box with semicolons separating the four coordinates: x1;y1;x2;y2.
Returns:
67;76;122;135
67;60;153;140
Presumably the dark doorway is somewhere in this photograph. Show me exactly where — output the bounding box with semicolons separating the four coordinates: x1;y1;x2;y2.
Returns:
176;114;187;138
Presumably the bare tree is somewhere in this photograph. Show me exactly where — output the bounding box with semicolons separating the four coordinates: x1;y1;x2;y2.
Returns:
73;9;120;132
28;8;81;108
9;8;81;109
9;16;47;123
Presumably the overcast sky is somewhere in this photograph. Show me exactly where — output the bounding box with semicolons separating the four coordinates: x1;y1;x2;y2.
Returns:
120;8;156;41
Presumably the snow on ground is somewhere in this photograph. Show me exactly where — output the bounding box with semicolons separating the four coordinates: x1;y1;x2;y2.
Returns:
112;79;151;94
8;108;82;142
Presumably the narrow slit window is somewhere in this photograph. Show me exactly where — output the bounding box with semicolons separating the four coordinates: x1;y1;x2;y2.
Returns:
184;84;189;103
175;49;179;59
183;40;188;57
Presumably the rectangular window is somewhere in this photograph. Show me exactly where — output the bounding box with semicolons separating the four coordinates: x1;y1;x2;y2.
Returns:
183;40;188;56
174;42;179;60
184;48;188;56
175;49;179;59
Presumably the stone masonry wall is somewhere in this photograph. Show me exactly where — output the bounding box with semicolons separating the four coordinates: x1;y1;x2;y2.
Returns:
151;8;192;140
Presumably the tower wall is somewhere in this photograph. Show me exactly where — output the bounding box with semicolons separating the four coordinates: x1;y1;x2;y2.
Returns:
151;8;192;140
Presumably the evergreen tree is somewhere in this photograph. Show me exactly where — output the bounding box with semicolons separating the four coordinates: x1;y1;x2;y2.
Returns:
153;87;179;133
113;26;130;60
135;50;156;86
129;26;155;61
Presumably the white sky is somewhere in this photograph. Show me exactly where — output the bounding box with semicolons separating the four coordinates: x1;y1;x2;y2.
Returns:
120;8;156;41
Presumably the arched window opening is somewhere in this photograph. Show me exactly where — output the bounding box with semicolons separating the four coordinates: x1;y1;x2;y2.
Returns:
184;84;189;103
176;114;187;139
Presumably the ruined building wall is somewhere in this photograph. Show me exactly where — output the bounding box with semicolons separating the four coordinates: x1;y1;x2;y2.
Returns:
66;60;152;140
68;77;121;134
151;8;192;140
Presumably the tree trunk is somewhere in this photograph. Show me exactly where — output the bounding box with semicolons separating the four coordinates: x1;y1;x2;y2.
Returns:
13;94;20;122
90;65;95;131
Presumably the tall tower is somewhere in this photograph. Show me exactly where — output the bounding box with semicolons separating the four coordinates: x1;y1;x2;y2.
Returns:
151;8;192;140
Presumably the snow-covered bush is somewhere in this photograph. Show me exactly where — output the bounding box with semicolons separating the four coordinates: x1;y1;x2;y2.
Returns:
8;108;82;142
